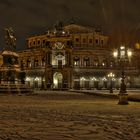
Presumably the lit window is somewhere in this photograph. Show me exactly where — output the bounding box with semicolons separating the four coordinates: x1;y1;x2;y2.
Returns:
121;50;125;57
74;61;79;66
127;50;132;57
35;77;39;81
120;46;125;50
84;57;90;67
26;77;30;82
73;57;80;66
74;60;79;66
113;51;118;58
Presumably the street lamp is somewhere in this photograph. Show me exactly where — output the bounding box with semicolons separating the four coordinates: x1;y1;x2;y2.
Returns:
113;45;132;105
108;72;115;93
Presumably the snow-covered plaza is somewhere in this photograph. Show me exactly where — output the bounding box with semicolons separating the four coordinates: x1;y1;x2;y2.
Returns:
0;91;140;140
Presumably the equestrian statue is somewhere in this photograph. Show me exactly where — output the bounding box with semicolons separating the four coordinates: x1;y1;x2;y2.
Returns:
4;27;16;49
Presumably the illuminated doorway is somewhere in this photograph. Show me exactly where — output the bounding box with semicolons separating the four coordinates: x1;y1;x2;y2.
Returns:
53;72;63;89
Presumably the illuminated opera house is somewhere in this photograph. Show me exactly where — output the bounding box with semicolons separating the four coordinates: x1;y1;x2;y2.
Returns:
18;22;140;90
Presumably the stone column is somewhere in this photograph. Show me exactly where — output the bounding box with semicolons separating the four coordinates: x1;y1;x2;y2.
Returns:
66;52;68;66
69;52;72;66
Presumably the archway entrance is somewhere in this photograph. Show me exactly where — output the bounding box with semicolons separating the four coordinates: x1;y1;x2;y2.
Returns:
53;72;63;89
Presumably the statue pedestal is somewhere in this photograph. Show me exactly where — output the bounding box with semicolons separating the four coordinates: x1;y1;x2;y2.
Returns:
118;93;129;105
0;50;33;94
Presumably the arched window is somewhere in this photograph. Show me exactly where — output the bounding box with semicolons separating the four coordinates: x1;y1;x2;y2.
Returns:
102;58;107;67
93;57;99;67
27;59;31;68
42;57;45;66
34;59;39;67
84;57;90;67
73;56;80;66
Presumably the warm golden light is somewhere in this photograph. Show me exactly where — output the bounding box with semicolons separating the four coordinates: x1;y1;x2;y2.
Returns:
113;51;118;58
135;43;140;49
54;78;58;85
102;77;107;81
26;77;30;81
81;77;86;81
127;50;132;57
120;46;125;50
35;77;39;81
91;77;97;81
108;72;115;78
62;31;65;34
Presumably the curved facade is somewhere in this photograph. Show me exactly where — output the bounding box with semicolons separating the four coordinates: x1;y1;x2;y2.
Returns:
18;23;139;90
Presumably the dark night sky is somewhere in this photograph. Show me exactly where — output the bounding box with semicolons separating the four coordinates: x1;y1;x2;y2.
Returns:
0;0;140;50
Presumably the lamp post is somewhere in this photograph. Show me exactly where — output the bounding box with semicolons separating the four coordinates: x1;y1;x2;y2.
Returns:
108;72;115;93
113;45;132;105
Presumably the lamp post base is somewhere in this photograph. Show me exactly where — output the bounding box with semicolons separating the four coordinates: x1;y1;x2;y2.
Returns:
118;93;129;105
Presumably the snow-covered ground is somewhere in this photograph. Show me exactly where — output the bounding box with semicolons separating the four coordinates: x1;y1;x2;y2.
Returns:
0;91;140;140
70;89;140;101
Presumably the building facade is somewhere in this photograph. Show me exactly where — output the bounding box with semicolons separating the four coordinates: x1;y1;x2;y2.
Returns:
18;22;139;90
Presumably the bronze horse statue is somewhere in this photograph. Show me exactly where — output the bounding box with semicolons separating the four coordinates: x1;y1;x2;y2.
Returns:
4;27;16;49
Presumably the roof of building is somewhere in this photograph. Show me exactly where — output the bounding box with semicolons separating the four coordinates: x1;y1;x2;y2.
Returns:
63;24;95;34
27;23;105;39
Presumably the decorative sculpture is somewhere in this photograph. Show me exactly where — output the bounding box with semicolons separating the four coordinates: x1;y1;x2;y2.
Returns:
0;27;32;93
4;27;16;49
54;21;63;31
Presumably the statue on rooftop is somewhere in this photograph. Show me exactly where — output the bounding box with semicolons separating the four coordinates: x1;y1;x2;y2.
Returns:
54;21;63;31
